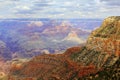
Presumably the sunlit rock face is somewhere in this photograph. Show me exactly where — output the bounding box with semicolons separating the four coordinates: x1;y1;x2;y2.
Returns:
62;31;85;43
71;16;120;69
87;16;120;56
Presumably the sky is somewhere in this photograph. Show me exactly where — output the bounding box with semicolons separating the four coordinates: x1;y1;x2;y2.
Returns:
0;0;120;19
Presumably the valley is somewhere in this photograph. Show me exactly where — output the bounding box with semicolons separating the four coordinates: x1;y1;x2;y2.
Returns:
8;16;120;80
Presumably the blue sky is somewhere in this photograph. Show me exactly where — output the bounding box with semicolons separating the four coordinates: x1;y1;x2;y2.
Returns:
0;0;119;19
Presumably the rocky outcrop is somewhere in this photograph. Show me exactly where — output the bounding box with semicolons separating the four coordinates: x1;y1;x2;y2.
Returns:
87;16;120;56
93;16;120;38
71;16;120;69
9;54;78;80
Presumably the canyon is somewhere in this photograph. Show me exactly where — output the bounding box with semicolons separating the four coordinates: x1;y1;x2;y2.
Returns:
8;16;120;80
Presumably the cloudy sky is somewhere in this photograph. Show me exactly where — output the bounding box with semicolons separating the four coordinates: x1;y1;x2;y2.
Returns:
0;0;119;19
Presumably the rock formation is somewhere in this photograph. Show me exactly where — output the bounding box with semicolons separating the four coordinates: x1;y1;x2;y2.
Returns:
70;16;120;68
62;31;85;43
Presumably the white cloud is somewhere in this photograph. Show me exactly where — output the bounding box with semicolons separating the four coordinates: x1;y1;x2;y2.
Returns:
0;0;119;18
15;6;31;10
63;1;73;6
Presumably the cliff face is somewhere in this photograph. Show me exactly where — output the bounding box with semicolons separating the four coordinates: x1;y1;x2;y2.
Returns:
9;16;120;80
87;16;120;56
71;16;120;69
94;16;120;38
